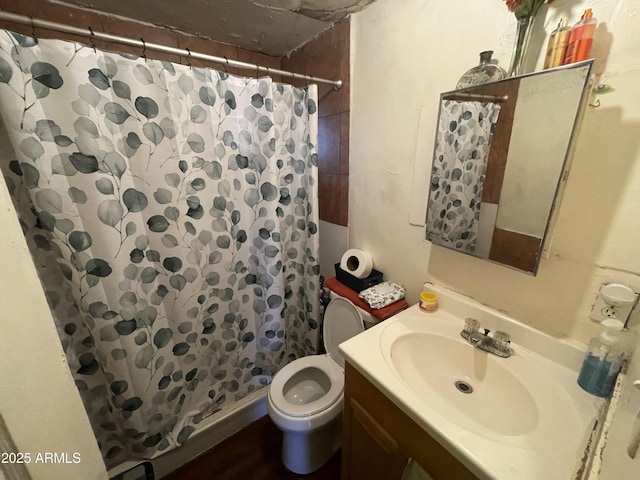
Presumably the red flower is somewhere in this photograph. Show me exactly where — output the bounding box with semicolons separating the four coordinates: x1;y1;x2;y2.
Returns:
505;0;520;12
503;0;554;19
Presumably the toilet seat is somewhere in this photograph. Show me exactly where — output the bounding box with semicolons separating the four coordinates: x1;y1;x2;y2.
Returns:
268;354;344;417
268;297;364;420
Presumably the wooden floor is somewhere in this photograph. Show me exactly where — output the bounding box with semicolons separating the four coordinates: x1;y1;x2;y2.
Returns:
163;415;341;480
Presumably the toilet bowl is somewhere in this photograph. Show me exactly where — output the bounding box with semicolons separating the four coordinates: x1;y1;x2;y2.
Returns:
267;296;365;474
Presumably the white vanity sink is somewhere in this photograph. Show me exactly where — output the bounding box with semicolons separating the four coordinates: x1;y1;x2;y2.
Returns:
340;283;605;480
387;331;540;438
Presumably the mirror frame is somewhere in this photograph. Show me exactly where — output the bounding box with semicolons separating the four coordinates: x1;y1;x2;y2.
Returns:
426;59;594;275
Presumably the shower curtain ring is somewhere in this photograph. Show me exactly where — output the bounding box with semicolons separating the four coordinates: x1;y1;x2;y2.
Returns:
223;56;229;73
29;17;38;43
140;38;147;60
186;48;192;69
88;26;96;53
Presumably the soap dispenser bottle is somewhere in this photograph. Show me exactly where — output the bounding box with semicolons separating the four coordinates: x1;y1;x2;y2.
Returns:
578;319;624;398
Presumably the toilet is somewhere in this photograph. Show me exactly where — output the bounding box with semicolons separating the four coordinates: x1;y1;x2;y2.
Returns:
267;295;367;474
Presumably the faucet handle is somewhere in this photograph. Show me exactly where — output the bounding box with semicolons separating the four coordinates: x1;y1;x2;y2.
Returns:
493;330;511;352
464;318;480;334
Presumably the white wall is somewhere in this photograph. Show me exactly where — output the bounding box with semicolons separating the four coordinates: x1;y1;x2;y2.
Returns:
350;0;640;344
0;171;107;479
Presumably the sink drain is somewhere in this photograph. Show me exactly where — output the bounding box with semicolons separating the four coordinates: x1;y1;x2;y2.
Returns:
455;380;473;394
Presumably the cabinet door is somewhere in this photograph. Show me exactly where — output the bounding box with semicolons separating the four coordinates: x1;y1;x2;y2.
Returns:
342;363;478;480
342;396;408;480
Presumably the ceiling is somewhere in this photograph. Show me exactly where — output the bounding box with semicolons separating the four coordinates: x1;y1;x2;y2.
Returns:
57;0;376;57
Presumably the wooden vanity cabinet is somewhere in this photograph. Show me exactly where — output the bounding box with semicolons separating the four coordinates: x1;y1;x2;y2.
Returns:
341;362;478;480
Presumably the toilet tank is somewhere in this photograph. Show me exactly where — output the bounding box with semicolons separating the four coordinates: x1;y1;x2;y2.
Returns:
328;291;379;330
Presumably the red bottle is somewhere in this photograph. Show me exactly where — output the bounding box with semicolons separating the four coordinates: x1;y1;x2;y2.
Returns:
563;9;597;64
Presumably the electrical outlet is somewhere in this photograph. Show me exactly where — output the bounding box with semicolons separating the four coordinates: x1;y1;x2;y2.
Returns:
590;296;618;322
590;283;638;324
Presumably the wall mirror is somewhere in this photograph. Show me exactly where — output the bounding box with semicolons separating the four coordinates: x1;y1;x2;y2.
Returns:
425;60;593;275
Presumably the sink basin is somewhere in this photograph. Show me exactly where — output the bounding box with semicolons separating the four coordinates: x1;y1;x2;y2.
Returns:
389;332;538;437
376;305;596;452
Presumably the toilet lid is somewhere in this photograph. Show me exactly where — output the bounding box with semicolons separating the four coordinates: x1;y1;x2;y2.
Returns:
323;297;364;368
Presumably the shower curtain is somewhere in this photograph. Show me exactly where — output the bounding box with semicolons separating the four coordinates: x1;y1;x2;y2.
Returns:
0;31;319;466
426;99;501;253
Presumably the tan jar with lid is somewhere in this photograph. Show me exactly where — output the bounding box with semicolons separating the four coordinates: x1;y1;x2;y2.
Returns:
419;292;438;313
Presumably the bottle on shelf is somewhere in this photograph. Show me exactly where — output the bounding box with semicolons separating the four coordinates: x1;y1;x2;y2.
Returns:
544;18;572;69
563;8;597;65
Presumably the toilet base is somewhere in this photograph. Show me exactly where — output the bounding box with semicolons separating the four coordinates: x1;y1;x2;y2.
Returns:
281;413;342;474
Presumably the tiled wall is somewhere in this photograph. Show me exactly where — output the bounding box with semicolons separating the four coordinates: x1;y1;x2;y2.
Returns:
283;19;350;227
0;0;349;228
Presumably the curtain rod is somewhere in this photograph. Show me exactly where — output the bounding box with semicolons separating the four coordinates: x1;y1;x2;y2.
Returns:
442;92;508;102
0;10;343;90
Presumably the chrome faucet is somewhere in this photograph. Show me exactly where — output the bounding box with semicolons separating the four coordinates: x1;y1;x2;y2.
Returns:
460;318;512;358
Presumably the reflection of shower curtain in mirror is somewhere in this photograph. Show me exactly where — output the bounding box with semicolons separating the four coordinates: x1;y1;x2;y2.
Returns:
0;30;320;467
426;100;501;253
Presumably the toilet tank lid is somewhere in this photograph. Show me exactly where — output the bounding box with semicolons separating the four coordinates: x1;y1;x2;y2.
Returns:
323;297;364;368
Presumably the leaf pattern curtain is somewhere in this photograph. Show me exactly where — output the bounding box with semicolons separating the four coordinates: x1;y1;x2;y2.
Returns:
0;31;320;467
426;100;501;253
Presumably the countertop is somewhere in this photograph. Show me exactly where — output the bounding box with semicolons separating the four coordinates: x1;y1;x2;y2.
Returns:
339;288;605;480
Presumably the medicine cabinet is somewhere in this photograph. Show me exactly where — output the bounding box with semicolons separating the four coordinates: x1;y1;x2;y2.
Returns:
425;60;593;275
